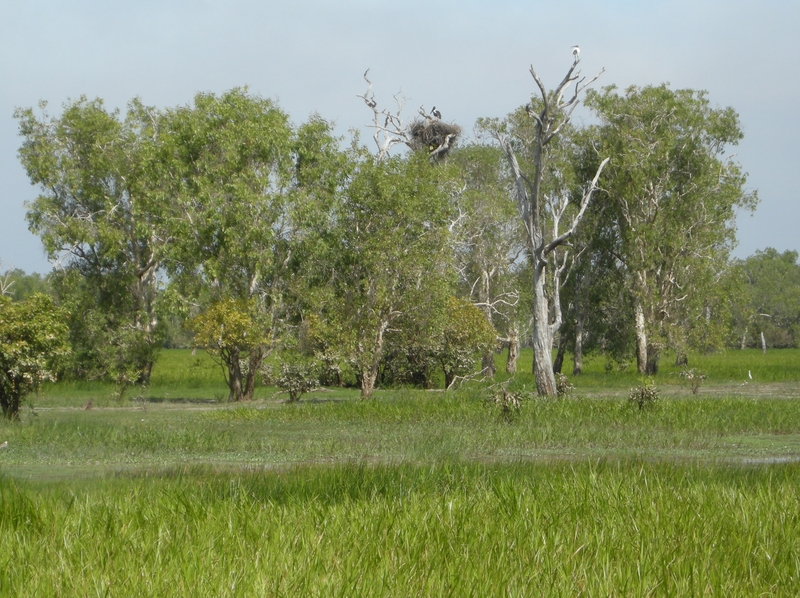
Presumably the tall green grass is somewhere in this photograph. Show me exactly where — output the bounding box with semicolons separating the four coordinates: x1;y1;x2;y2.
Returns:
1;461;798;596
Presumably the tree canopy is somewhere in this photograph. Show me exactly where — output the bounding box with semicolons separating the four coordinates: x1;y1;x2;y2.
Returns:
13;65;780;401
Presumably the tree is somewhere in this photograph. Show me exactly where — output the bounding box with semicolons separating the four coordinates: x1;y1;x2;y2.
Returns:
157;89;331;400
586;84;757;373
485;52;608;396
0;294;70;420
449;144;526;375
0;267;51;302
188;298;267;402
437;296;498;388
736;248;800;348
313;150;454;399
16;98;166;388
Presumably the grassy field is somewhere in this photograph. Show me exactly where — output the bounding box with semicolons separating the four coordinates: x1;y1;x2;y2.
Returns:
27;348;800;407
1;349;800;595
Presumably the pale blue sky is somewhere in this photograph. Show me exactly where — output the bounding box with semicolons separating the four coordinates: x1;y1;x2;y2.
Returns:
2;0;798;272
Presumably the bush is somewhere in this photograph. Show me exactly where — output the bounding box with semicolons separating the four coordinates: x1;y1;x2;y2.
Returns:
679;367;706;395
555;373;574;398
628;378;659;410
485;380;527;422
269;355;319;403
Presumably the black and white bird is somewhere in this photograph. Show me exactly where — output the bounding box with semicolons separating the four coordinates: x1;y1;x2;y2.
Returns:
431;106;442;119
571;45;580;60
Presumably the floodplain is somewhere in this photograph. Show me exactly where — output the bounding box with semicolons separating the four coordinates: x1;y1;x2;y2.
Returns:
1;349;799;596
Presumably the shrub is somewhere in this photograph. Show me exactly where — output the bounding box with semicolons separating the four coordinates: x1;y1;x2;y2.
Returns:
270;356;319;403
679;367;706;395
628;378;659;410
555;373;574;398
485;381;526;422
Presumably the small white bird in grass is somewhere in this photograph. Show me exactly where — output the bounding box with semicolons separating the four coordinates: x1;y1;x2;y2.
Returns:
571;45;580;60
748;370;753;380
0;441;7;450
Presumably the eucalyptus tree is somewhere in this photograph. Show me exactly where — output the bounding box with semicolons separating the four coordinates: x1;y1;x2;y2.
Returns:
0;268;51;302
736;248;800;349
483;51;608;396
586;85;757;373
16;98;166;387
157;89;344;401
449;144;526;374
314;149;454;399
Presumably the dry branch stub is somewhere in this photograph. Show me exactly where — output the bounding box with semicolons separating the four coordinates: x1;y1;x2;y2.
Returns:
408;118;461;161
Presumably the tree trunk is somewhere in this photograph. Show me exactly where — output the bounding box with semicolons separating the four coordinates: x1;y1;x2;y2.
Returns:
0;380;22;421
740;326;748;350
634;301;648;374
359;321;388;399
443;368;456;390
242;346;265;401
226;349;244;402
482;352;497;377
360;365;378;399
532;270;557;396
137;360;154;386
553;337;566;374
505;326;519;374
645;343;660;375
573;312;584;375
761;331;767;354
478;269;497;377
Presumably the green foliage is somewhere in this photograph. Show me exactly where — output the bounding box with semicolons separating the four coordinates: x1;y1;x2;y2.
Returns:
189;298;267;401
438;296;498;388
586;84;758;370
0;268;51;302
308;150;455;398
158;88;294;302
16;97;165;388
736;248;800;348
0;294;70;419
448;145;524;340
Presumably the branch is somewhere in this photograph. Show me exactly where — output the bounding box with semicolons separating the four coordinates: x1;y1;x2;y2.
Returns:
357;69;412;160
543;157;610;256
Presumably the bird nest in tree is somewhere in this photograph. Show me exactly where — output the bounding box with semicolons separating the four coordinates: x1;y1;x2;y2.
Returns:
407;118;461;161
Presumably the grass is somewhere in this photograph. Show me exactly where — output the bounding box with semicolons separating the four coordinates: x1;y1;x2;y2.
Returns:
2;462;799;596
3;390;800;479
2;348;800;595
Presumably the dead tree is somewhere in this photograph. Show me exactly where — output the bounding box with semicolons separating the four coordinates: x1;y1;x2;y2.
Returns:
358;69;460;162
491;50;609;396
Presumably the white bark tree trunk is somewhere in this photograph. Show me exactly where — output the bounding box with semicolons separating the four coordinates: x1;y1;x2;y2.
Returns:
634;300;648;375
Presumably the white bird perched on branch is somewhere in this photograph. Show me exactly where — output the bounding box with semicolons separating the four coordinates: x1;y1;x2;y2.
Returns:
571;45;580;60
431;106;442;119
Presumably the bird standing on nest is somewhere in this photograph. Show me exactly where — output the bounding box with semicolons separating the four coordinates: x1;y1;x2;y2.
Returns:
431;106;442;119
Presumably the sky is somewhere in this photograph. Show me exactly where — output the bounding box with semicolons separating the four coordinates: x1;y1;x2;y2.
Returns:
1;0;798;273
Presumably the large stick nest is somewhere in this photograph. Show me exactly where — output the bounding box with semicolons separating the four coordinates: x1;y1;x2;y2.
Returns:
407;118;462;162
